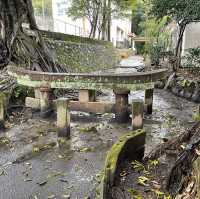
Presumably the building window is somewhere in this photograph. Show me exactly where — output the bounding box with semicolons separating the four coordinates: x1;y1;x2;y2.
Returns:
57;0;68;16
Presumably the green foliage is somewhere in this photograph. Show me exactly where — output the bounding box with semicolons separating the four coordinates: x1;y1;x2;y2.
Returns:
135;42;145;55
150;0;200;25
183;47;200;68
150;0;200;68
67;0;135;38
32;0;53;16
67;0;94;20
112;0;138;18
10;86;34;104
131;1;146;35
148;43;162;65
140;17;170;65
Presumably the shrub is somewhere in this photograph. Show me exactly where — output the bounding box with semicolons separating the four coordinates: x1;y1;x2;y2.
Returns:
183;47;200;68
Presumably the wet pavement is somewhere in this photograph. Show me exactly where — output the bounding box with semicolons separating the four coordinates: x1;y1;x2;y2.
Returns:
0;89;198;199
0;56;198;199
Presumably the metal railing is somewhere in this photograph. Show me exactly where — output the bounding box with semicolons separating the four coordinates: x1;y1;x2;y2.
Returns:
35;16;90;38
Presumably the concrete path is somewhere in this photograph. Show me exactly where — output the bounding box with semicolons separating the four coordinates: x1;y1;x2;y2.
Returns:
120;55;145;68
106;55;145;74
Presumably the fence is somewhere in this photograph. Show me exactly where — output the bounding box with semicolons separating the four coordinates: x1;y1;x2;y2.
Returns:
35;16;90;38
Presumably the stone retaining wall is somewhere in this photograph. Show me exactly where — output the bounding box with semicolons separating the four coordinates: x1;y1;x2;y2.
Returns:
163;74;200;103
42;31;120;73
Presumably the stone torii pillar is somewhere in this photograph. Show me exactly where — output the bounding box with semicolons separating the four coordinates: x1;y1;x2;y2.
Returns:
79;89;96;103
145;88;154;114
39;87;53;117
114;89;130;123
132;99;144;130
57;98;71;138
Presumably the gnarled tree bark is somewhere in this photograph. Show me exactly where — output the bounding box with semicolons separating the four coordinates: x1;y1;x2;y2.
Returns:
0;0;66;72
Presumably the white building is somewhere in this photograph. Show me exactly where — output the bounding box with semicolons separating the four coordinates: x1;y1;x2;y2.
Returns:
182;22;200;55
170;21;200;56
34;0;132;48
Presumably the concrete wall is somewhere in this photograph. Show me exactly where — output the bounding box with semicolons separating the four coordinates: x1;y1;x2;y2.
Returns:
111;18;132;48
183;22;200;55
171;22;200;56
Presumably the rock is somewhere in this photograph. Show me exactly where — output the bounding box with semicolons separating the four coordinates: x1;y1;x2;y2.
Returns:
183;90;192;99
183;81;196;99
192;89;200;102
164;73;176;90
172;86;181;96
179;90;184;97
155;81;165;89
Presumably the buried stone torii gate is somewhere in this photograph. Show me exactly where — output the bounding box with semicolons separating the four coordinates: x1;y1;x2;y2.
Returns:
7;66;167;137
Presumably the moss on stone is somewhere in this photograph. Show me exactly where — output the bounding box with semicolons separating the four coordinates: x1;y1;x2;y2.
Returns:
104;129;145;176
97;129;145;199
41;30;113;46
43;31;120;73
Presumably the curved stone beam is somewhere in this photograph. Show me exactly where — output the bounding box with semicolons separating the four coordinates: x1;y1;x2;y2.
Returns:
7;66;167;91
96;129;146;199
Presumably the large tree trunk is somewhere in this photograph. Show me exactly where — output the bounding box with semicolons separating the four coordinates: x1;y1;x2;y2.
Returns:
174;23;187;71
0;0;66;72
101;0;108;41
107;0;111;42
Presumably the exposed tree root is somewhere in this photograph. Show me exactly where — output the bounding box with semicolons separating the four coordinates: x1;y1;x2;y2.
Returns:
0;0;67;73
144;122;200;162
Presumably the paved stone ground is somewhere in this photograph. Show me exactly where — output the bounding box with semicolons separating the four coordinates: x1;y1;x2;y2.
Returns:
0;89;197;199
120;56;144;68
0;56;198;199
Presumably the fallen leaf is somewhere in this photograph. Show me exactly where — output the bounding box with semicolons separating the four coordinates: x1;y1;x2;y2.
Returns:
0;169;6;176
37;180;47;186
24;178;32;182
79;147;91;152
120;170;127;177
131;160;145;171
60;178;68;183
33;147;40;153
58;155;64;159
48;194;56;199
62;194;70;198
137;176;149;186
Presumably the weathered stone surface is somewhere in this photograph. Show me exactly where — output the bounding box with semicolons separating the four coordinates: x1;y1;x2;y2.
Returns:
39;88;53;118
25;97;114;114
172;86;181;96
155;80;165;89
57;98;70;138
98;130;146;199
132;99;144;130
168;74;200;103
34;88;41;99
25;97;40;109
192;89;200;102
8;66;167;91
164;72;176;90
70;101;114;114
45;36;120;73
79;90;96;103
114;90;130;123
145;89;154;114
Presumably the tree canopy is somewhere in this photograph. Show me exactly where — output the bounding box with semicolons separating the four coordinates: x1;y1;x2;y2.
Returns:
150;0;200;68
0;0;65;72
151;0;200;25
67;0;137;40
